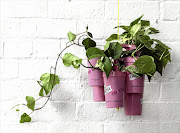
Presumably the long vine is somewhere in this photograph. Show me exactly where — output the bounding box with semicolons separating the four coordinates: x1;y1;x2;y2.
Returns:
12;26;97;123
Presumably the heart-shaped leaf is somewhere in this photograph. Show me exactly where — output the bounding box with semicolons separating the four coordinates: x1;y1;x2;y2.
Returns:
130;15;143;27
103;57;112;78
40;73;60;95
130;23;141;36
68;32;76;41
26;96;35;111
20;113;31;123
106;34;118;41
86;47;105;60
82;38;96;50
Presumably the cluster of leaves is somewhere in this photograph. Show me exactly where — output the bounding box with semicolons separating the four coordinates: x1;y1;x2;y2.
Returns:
114;15;171;80
18;73;60;123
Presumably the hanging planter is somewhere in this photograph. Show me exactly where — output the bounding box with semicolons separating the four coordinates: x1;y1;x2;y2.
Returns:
103;71;126;108
87;57;105;102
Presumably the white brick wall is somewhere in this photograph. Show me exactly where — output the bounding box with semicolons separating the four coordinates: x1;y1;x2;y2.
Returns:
0;0;180;133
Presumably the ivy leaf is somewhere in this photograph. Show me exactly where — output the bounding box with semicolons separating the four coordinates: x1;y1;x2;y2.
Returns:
68;32;76;42
125;66;140;77
87;32;93;38
40;73;60;95
95;58;105;72
130;23;141;36
63;53;82;69
39;87;44;97
82;38;96;50
130;15;143;27
109;42;122;60
106;34;118;41
114;26;130;32
86;47;105;60
149;27;159;34
138;36;154;51
133;55;156;75
141;20;150;26
103;57;112;78
20;113;31;123
104;41;110;51
26;96;35;111
153;39;171;50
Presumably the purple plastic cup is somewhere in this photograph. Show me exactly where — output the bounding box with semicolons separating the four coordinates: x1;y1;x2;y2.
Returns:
103;71;126;108
87;58;105;102
124;56;145;115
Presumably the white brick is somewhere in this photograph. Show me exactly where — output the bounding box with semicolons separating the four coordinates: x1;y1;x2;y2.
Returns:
105;1;159;20
1;18;21;37
36;19;76;38
156;21;180;41
0;41;4;58
104;122;160;133
34;39;60;58
77;20;105;39
161;82;180;101
4;39;33;58
161;2;180;21
172;42;180;63
143;82;160;102
160;123;180;133
1;0;47;18
48;1;104;19
76;102;131;122
0;60;18;79
50;122;104;133
51;80;81;102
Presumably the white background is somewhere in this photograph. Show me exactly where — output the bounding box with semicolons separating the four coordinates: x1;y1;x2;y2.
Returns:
0;0;180;132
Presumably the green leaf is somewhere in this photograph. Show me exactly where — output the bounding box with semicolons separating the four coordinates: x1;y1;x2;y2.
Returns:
133;55;156;75
114;26;130;32
106;34;118;41
130;23;141;36
125;66;140;77
104;41;110;51
40;73;60;95
16;109;20;111
26;96;35;111
138;36;154;51
103;57;112;78
20;113;31;123
130;15;144;27
149;27;159;34
39;87;44;97
87;32;93;38
63;53;82;69
86;47;105;60
68;32;76;42
95;58;105;72
86;25;88;30
153;39;171;50
141;20;150;26
110;42;122;59
82;38;96;50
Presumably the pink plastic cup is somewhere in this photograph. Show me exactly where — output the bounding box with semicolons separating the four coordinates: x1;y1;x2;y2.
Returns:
103;71;126;108
87;58;105;102
124;56;145;115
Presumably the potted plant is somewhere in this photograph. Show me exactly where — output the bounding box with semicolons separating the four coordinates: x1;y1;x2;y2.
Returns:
115;15;171;115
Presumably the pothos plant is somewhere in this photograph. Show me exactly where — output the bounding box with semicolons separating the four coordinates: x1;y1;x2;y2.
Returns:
12;15;171;123
105;15;171;80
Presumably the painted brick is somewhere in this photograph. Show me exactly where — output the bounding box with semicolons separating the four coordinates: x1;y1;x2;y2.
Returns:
104;122;160;133
1;0;47;18
160;123;180;133
105;1;159;20
3;39;33;58
161;82;180;101
48;1;104;19
161;1;180;21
